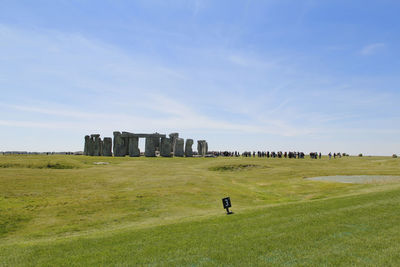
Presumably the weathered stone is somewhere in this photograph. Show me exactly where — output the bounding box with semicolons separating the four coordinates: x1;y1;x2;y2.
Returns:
184;139;193;157
113;131;125;157
84;135;90;155
152;135;161;152
121;132;131;156
85;131;207;158
122;132;166;138
88;136;95;156
160;137;172;157
103;137;112;156
92;134;101;156
174;138;184;157
169;133;179;153
99;139;103;156
197;140;208;156
145;137;156;157
128;136;140;157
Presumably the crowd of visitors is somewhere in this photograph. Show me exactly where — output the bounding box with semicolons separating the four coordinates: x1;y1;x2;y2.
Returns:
209;151;347;159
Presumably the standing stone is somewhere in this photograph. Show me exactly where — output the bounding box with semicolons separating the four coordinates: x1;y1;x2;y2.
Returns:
169;133;179;153
121;132;131;156
92;134;101;156
113;131;125;157
99;139;104;156
197;140;202;156
103;137;112;156
174;138;184;157
145;137;156;157
197;140;208;156
185;139;193;157
152;135;161;152
88;136;95;156
84;135;90;155
160;137;172;157
128;136;140;157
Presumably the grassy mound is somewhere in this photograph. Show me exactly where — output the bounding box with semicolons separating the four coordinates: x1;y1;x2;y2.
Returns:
1;188;400;266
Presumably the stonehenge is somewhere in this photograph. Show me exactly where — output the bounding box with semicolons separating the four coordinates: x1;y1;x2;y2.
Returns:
84;131;205;158
83;133;330;160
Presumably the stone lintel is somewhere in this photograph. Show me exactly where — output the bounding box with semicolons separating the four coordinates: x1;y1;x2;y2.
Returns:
120;132;166;138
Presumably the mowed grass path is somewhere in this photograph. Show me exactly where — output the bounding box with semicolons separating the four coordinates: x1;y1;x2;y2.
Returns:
1;155;400;265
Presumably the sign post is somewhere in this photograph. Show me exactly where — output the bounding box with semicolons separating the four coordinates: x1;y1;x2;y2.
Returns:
222;197;233;215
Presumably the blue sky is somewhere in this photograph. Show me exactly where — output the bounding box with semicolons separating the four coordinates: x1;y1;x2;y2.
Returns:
1;0;400;155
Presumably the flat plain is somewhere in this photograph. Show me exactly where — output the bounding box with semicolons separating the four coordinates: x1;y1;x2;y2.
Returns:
1;155;400;266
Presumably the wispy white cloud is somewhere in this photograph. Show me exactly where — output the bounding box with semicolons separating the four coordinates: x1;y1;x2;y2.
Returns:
0;98;313;136
193;0;206;15
0;24;318;135
226;54;279;68
360;43;385;55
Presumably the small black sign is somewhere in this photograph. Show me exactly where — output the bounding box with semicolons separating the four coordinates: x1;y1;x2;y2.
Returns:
222;197;233;215
222;197;231;209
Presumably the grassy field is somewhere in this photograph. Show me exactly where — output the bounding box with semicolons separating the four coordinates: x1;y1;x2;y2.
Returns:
1;155;400;266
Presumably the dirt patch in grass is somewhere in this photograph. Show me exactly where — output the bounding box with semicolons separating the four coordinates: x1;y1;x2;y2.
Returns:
209;164;261;172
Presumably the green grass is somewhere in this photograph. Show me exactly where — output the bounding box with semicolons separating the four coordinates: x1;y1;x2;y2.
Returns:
1;155;400;266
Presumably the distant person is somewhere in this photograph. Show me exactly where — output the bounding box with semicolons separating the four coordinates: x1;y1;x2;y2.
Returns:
319;152;322;159
329;152;332;159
